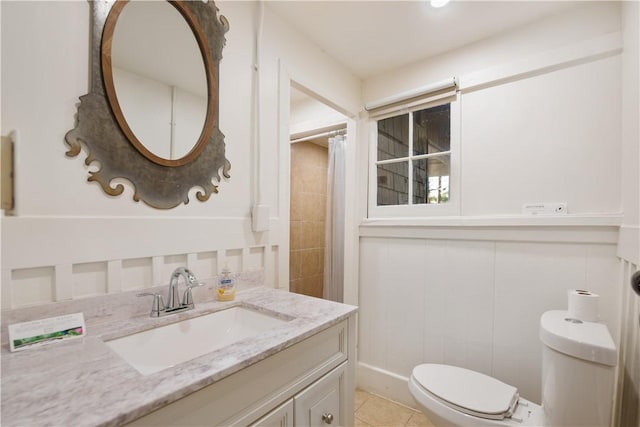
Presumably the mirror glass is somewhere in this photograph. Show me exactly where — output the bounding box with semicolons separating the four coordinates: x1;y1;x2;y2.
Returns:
111;0;207;160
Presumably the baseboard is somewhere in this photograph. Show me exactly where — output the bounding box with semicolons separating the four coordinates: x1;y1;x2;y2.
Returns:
356;362;418;410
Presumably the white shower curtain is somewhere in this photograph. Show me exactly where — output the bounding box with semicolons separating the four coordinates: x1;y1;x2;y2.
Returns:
323;134;346;302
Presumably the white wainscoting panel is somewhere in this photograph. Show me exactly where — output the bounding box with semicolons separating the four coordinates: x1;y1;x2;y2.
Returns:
247;247;265;272
193;251;218;280
1;217;281;309
357;227;621;407
268;245;279;289
72;261;107;299
10;267;54;308
493;241;619;402
435;240;495;376
122;258;153;292
359;237;389;370
162;254;189;280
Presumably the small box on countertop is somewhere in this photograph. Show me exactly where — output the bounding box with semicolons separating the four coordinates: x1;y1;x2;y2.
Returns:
8;312;86;352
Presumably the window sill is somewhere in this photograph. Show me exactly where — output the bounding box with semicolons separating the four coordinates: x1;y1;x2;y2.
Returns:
359;214;623;244
360;213;623;228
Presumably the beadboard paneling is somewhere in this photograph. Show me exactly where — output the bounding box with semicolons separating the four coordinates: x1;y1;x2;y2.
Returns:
358;228;621;405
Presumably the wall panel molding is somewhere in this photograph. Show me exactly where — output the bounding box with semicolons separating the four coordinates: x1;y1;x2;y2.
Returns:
2;216;278;270
358;235;621;403
1;217;281;309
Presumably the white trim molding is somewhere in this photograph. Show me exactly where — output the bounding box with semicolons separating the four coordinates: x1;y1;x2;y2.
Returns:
360;215;622;244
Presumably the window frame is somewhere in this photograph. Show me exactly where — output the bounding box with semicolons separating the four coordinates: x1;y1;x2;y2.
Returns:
367;93;461;218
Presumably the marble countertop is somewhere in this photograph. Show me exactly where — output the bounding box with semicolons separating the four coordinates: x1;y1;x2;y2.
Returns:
0;286;357;427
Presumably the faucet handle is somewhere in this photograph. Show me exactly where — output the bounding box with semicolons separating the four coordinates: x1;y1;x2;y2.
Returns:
137;293;166;318
182;282;204;308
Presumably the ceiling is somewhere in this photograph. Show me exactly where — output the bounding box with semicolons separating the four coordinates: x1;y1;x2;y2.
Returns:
268;1;581;79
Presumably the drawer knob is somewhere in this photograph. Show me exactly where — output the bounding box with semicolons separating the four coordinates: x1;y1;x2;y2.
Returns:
322;413;334;424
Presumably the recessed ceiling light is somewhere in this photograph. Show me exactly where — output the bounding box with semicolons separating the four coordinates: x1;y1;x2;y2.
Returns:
430;0;451;8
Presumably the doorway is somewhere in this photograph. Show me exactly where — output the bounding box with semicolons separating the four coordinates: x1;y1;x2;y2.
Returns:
288;87;347;299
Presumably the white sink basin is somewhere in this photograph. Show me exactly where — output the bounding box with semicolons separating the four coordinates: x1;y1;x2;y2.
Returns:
106;306;289;375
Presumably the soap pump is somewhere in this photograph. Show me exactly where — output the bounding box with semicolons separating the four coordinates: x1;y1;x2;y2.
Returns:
217;262;236;301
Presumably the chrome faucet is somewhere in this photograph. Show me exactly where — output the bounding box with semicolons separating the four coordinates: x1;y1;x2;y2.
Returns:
168;267;202;310
137;267;204;317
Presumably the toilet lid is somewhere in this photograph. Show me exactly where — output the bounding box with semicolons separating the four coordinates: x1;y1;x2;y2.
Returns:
412;364;519;420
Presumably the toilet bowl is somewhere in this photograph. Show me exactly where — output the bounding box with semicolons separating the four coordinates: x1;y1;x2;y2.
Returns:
409;310;617;427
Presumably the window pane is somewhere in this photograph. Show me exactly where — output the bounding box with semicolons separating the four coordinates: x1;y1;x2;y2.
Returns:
377;162;408;206
412;155;450;204
378;114;409;161
413;104;450;156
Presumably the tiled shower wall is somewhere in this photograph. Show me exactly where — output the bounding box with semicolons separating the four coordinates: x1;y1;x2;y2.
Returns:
289;141;328;298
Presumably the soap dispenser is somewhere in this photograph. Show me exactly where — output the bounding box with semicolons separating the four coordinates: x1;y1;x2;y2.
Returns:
217;262;236;301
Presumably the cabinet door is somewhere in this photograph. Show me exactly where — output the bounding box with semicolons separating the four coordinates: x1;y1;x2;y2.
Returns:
250;399;294;427
294;363;346;427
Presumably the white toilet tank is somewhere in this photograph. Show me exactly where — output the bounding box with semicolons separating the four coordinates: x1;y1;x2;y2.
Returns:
539;310;617;427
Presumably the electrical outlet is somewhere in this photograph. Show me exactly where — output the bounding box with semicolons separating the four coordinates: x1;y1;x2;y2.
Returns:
522;203;567;216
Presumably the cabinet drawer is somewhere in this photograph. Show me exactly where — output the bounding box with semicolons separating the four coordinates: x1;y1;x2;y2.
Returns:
251;399;293;427
294;363;346;427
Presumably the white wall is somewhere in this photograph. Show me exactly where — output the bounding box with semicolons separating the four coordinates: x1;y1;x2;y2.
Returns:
0;1;360;309
262;5;361;118
290;94;347;136
364;1;622;218
1;1;254;217
356;2;626;409
461;55;620;216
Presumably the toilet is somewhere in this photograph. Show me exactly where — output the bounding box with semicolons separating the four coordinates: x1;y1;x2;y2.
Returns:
409;310;617;426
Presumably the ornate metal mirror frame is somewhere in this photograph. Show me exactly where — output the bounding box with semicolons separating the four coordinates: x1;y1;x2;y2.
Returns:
65;0;231;209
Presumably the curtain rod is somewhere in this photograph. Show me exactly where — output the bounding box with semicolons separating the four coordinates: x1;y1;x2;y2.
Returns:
290;128;346;144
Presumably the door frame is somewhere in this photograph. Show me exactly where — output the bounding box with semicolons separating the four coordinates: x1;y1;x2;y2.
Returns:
277;60;359;306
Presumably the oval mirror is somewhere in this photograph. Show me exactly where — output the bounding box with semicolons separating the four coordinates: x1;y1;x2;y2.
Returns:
67;0;230;209
102;0;215;167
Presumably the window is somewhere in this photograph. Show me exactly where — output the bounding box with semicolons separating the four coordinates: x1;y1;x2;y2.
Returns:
372;100;457;217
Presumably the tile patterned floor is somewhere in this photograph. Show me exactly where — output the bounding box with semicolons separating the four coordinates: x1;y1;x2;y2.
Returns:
355;389;435;427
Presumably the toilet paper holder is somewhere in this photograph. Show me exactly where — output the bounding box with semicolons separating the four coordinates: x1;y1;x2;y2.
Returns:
631;271;640;297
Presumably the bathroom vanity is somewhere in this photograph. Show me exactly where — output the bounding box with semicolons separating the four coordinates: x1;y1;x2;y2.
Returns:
0;286;357;426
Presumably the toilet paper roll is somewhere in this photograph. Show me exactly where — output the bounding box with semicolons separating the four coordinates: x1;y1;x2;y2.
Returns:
567;289;600;322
